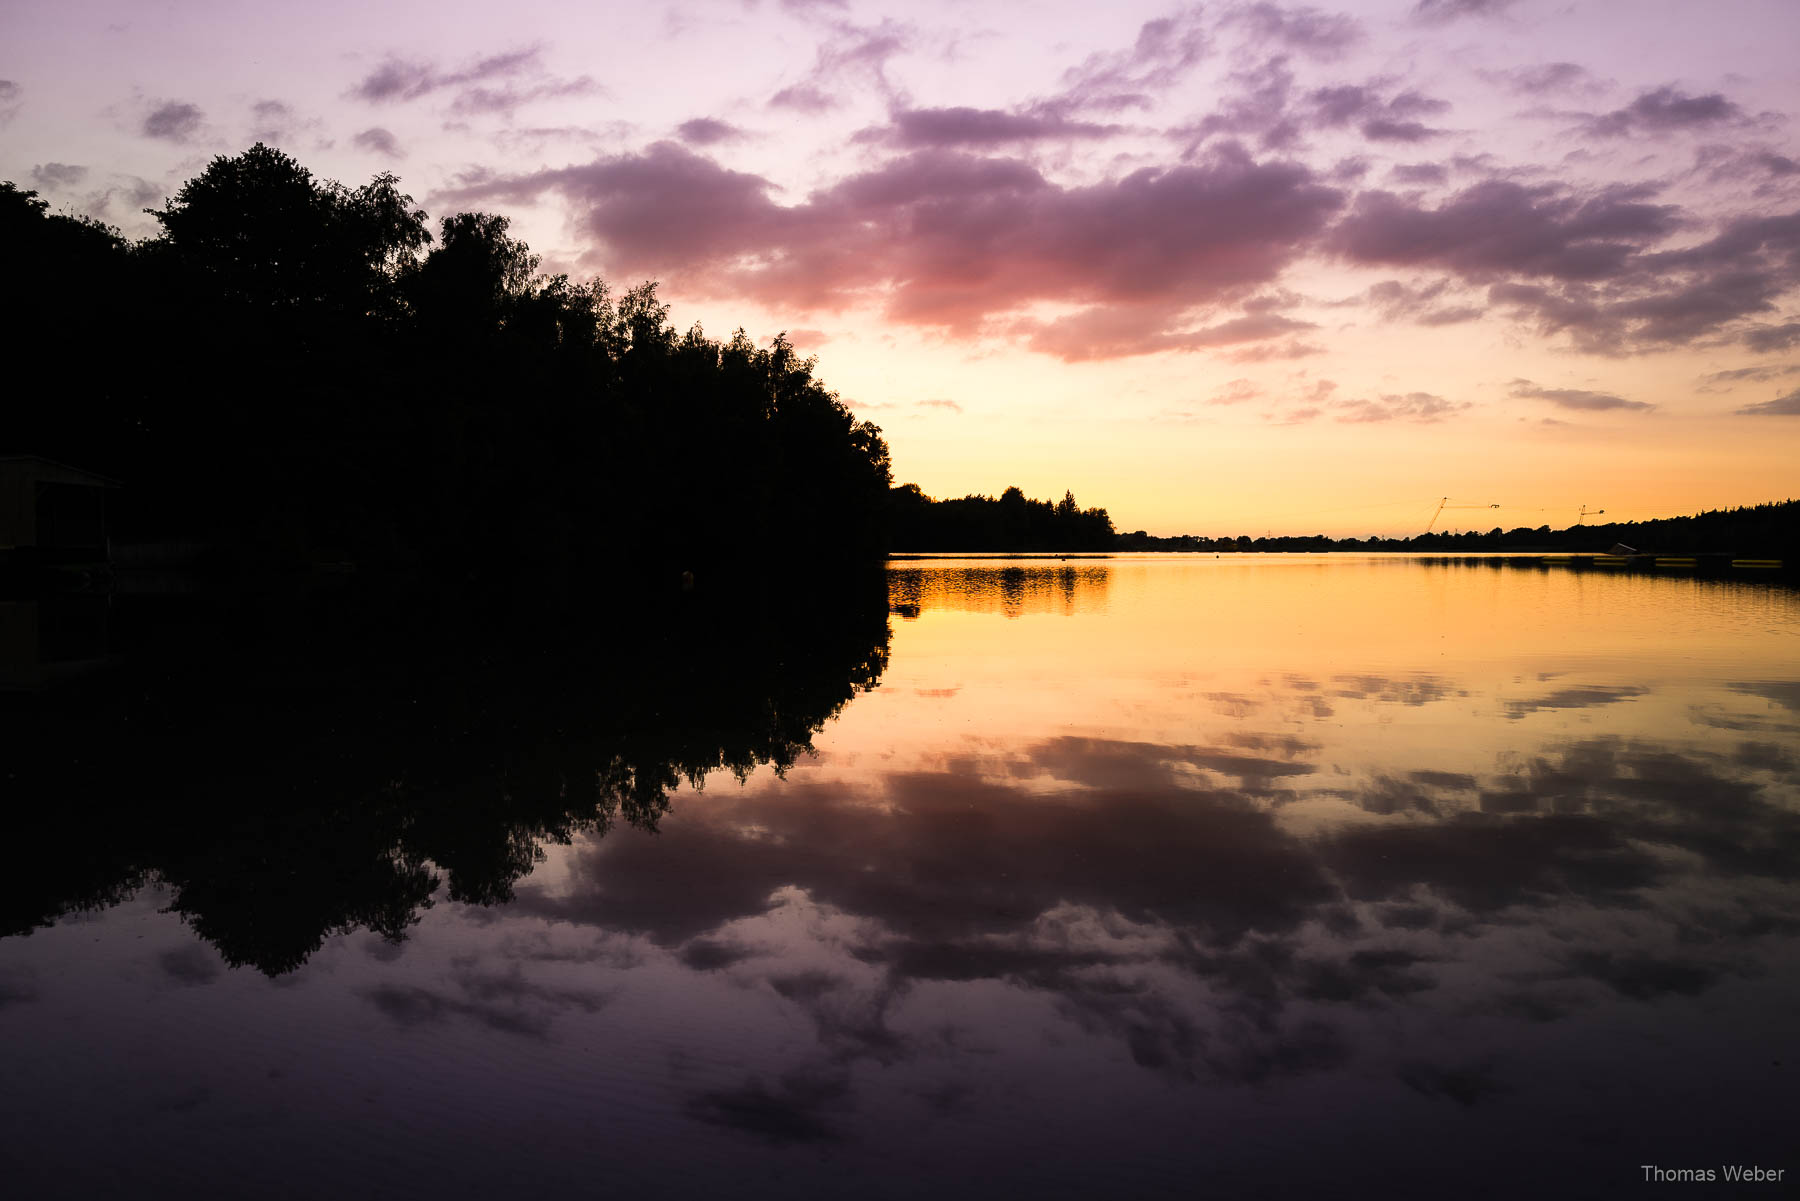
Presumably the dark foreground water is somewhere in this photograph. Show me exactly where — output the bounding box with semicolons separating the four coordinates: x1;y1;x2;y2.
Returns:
2;556;1796;1199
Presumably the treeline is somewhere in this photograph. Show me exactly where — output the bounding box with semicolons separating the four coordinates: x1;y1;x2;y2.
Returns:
888;484;1116;551
1117;499;1800;557
3;145;892;599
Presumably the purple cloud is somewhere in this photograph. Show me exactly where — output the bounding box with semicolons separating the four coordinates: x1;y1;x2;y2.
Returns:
1509;380;1652;412
1742;322;1800;353
142;101;203;142
1412;0;1521;22
677;117;748;146
344;46;594;116
1058;7;1211;111
30;162;86;190
1183;57;1296;150
1734;387;1800;416
878;107;1124;148
769;84;839;113
0;80;19;126
1486;62;1598;96
1583;87;1742;139
1307;84;1449;142
1695;365;1800;392
349;48;540;103
1333;181;1679;282
1226;3;1363;61
448;78;599;117
1389;163;1447;186
769;18;911;113
1361;119;1443;143
352;127;405;158
1693;145;1800;190
1365;279;1482;325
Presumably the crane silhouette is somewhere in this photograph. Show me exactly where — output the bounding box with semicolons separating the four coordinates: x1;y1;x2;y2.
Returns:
1425;497;1500;533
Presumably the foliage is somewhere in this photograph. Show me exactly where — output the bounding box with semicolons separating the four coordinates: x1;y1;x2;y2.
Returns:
1116;499;1800;557
4;145;893;593
888;483;1115;551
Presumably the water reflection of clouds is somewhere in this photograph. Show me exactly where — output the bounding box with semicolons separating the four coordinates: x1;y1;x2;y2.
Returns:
488;668;1800;1123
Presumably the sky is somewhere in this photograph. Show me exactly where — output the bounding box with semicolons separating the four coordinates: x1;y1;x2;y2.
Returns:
4;0;1799;536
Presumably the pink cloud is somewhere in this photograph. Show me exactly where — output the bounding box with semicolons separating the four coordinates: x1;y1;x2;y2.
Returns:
440;141;1344;355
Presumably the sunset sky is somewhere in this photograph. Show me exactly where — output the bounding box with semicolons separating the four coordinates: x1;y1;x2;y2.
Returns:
5;0;1798;535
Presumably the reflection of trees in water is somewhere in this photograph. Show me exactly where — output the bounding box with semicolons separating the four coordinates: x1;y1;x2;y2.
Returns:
887;563;1109;619
0;578;891;974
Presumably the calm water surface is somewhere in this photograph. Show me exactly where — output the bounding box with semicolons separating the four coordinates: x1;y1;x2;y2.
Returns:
3;556;1797;1198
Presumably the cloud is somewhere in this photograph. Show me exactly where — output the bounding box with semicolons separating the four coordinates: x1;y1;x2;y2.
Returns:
1330;181;1680;282
1742;322;1800;353
1224;3;1364;61
1485;62;1600;97
1361;118;1444;143
1582;86;1743;139
1335;391;1469;423
1329;183;1800;353
767;18;912;113
769;83;839;113
1509;380;1653;412
0;80;19;126
1389;162;1447;186
435;140;1345;357
1734;387;1800;417
248;99;318;146
677;117;748;146
874;106;1124;148
1412;0;1521;22
448;78;599;118
1179;56;1297;151
1303;83;1449;143
1020;308;1317;362
349;48;539;103
352;127;405;158
1365;279;1483;325
1228;337;1326;362
678;937;761;971
30;162;87;190
1695;364;1800;392
347;47;595;117
1057;6;1211;111
1209;378;1264;405
142;100;203;142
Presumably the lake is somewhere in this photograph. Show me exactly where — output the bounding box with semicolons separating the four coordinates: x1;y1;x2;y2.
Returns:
2;555;1796;1198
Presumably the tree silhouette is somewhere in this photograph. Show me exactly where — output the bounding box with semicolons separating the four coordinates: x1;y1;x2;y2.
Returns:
4;146;895;585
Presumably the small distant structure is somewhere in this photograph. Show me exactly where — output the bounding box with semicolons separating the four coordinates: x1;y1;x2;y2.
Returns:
0;456;120;564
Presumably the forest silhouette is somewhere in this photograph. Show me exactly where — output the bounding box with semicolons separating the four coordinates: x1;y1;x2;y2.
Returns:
888;484;1116;552
1118;499;1799;558
3;145;893;597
